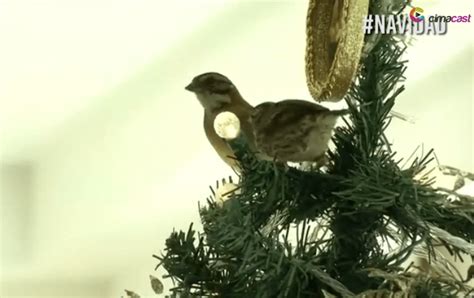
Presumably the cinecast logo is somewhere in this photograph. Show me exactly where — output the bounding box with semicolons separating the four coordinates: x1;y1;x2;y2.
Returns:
362;0;472;36
409;6;424;22
407;0;471;23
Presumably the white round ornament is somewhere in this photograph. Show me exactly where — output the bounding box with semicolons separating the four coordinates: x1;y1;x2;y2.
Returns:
213;111;241;140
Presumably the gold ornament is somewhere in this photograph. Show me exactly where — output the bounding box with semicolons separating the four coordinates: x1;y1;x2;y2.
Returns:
305;0;369;102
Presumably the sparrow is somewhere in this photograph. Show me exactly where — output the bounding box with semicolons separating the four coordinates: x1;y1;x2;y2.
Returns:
251;99;347;164
185;72;347;168
185;72;255;171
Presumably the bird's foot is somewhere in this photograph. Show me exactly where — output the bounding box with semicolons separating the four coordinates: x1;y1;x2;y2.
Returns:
314;155;329;170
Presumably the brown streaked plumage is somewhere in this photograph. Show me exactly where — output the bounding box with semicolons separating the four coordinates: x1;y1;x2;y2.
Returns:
252;99;347;163
185;72;347;169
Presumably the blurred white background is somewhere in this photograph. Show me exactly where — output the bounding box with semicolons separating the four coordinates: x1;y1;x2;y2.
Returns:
0;0;472;297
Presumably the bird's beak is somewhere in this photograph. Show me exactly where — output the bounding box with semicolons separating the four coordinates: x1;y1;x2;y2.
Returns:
185;82;195;92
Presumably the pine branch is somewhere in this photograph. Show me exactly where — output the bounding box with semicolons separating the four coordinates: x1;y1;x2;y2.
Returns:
153;2;473;296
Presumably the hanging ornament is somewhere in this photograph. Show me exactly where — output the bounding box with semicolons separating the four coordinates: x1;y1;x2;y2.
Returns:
305;0;369;102
213;111;241;140
149;275;164;294
123;289;141;298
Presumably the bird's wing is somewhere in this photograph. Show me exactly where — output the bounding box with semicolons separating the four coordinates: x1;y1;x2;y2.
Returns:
274;99;348;116
253;99;328;132
274;99;329;113
251;100;347;162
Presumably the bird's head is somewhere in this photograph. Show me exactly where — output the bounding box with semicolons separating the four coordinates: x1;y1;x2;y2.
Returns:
185;72;237;112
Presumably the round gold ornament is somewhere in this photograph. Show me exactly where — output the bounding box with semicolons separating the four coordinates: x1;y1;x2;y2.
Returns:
305;0;369;102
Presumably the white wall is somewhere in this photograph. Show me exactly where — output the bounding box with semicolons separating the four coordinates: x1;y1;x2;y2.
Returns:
1;164;31;268
389;46;473;170
1;280;108;298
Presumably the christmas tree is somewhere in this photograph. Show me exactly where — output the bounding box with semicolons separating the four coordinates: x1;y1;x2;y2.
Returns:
141;1;473;297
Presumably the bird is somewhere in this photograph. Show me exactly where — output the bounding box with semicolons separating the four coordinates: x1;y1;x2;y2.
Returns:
185;72;254;171
185;72;347;168
251;99;347;164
